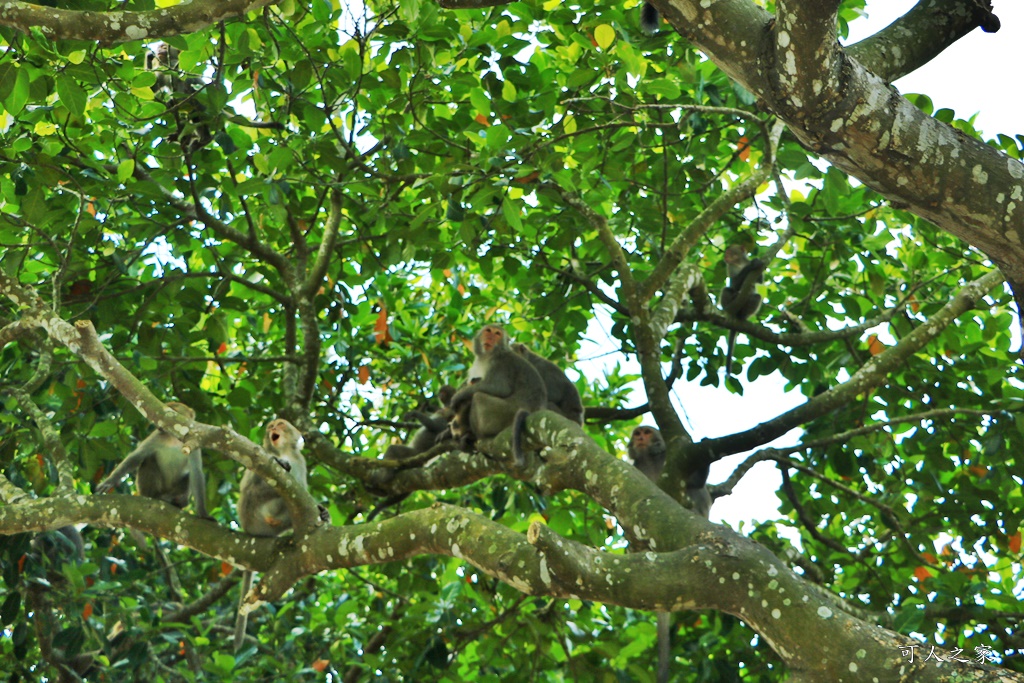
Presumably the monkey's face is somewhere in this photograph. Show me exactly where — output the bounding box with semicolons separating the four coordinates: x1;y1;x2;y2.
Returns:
479;325;506;353
264;419;303;453
723;245;742;265
630;426;658;450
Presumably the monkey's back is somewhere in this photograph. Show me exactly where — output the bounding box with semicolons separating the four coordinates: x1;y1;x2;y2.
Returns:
137;442;191;506
497;349;547;411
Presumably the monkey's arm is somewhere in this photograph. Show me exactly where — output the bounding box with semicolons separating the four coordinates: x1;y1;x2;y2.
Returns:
406;410;448;433
94;437;158;493
470;364;518;400
729;258;765;289
449;383;481;410
452;372;513;408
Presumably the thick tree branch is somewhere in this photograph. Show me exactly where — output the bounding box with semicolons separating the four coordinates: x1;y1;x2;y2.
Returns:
848;0;991;82
0;0;275;45
774;0;842;114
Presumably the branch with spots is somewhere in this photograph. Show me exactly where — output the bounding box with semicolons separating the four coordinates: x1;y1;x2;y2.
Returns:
0;0;276;45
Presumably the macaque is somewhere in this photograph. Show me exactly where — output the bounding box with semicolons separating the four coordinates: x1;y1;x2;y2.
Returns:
95;401;207;518
31;526;85;566
628;425;711;683
512;343;585;424
234;419;328;652
720;244;766;377
144;42;213;153
237;418;313;538
449;325;547;465
627;426;711;517
384;385;456;462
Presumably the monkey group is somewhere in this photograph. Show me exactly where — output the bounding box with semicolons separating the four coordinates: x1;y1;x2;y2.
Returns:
93;300;750;652
386;324;585;468
95;407;327;651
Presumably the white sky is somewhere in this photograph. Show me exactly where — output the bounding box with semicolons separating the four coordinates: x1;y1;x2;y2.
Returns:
848;1;1024;139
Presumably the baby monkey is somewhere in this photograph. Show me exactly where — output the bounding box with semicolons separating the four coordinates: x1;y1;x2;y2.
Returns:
449;324;547;465
720;244;766;378
384;385;457;462
95;401;207;518
234;418;328;651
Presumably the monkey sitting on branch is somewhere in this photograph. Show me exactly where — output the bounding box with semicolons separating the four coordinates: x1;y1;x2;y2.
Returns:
95;401;207;518
720;244;766;378
234;418;329;652
627;425;711;683
447;324;547;466
627;425;711;518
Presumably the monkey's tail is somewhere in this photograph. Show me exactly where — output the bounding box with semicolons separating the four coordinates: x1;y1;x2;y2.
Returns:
640;2;660;34
511;409;530;467
234;570;254;653
686;485;713;518
724;330;738;378
685;464;713;519
657;611;671;683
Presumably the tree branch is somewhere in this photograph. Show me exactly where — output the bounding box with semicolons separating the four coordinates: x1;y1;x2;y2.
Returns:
690;268;1005;461
0;0;277;45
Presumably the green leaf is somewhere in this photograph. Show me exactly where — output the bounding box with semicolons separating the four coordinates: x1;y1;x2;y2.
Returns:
646;78;681;100
2;66;29;115
116;159;135;183
470;87;491;116
56;74;87;118
1;592;20;625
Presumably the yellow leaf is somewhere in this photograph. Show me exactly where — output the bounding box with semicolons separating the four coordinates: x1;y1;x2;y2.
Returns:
155;0;180;7
67;50;86;65
594;24;615;50
33;121;56;136
563;114;577;135
542;0;559;9
263;312;273;333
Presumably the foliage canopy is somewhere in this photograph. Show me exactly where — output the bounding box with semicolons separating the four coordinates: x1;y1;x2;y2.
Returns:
0;0;1021;681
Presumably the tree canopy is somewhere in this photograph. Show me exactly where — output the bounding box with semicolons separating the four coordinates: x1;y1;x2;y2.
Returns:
0;0;1021;681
